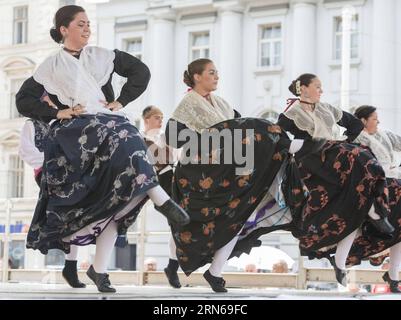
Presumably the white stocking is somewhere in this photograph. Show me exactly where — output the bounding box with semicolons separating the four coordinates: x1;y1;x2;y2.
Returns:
93;220;118;273
389;242;401;281
169;235;177;260
368;205;381;220
65;245;78;261
335;229;359;270
147;185;170;206
209;236;239;277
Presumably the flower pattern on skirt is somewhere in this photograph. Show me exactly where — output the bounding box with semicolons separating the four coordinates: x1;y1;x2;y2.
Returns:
26;114;158;254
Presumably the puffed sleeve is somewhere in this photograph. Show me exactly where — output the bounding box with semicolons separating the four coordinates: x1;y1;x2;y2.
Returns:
337;111;364;142
113;49;151;107
18;121;44;169
385;131;401;152
165;119;197;149
16;77;59;122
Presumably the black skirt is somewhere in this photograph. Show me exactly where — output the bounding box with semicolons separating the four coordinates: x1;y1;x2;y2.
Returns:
26;114;158;254
346;177;401;267
170;118;292;275
290;141;391;260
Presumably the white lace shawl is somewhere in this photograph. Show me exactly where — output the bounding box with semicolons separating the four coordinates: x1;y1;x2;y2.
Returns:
284;101;345;140
354;130;401;178
33;46;126;117
171;90;235;133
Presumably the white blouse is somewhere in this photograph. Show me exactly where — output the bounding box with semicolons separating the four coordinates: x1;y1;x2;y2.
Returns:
19;120;44;170
284;101;345;140
355;130;401;178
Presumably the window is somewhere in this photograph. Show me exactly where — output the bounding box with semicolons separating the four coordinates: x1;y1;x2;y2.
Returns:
8;155;24;198
10;79;25;119
125;38;143;60
189;31;210;60
259;25;282;67
13;6;28;44
333;15;359;60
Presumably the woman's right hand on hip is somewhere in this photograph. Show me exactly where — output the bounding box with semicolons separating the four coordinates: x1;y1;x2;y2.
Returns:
56;105;86;119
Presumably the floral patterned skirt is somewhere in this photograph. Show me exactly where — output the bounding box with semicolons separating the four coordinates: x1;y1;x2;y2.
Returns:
292;141;391;260
346;177;401;267
170;118;292;275
26;114;158;254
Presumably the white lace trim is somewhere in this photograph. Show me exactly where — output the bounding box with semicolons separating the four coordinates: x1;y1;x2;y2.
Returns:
355;130;401;178
33;46;124;117
284;102;344;140
171;90;235;133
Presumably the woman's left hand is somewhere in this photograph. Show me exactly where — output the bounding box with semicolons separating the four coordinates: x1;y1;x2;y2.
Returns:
100;100;123;112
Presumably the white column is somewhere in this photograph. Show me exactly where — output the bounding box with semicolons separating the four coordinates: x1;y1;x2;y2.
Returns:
291;0;317;78
147;14;175;115
218;9;243;110
396;0;401;135
371;0;396;131
340;5;356;110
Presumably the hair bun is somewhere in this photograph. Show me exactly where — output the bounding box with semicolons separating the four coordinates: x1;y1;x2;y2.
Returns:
288;80;298;97
183;70;194;88
50;27;62;43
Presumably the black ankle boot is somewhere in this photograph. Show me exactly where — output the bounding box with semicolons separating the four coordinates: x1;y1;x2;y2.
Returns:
164;268;181;289
155;199;190;227
369;217;395;234
329;256;347;286
203;270;227;293
382;271;401;293
164;259;181;288
62;260;86;288
86;265;116;293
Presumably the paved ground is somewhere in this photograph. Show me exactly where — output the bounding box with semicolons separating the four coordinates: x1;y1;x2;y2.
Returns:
0;282;400;300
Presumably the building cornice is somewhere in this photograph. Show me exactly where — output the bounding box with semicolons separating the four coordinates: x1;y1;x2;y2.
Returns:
248;3;289;17
290;0;318;4
322;0;366;9
213;0;245;13
180;11;217;25
146;5;176;21
115;19;148;32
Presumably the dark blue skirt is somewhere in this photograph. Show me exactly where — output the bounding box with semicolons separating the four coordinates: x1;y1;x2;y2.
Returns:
26;114;158;254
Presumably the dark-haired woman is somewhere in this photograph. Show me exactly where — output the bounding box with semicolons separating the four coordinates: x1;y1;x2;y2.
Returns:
16;5;189;293
346;105;401;293
277;74;395;286
19;93;86;288
163;59;299;292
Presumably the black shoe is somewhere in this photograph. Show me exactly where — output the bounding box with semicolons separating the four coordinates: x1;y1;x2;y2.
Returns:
329;256;347;286
164;267;181;289
155;199;190;227
62;260;86;288
382;271;401;293
369;217;395;234
203;270;227;293
86;265;116;293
